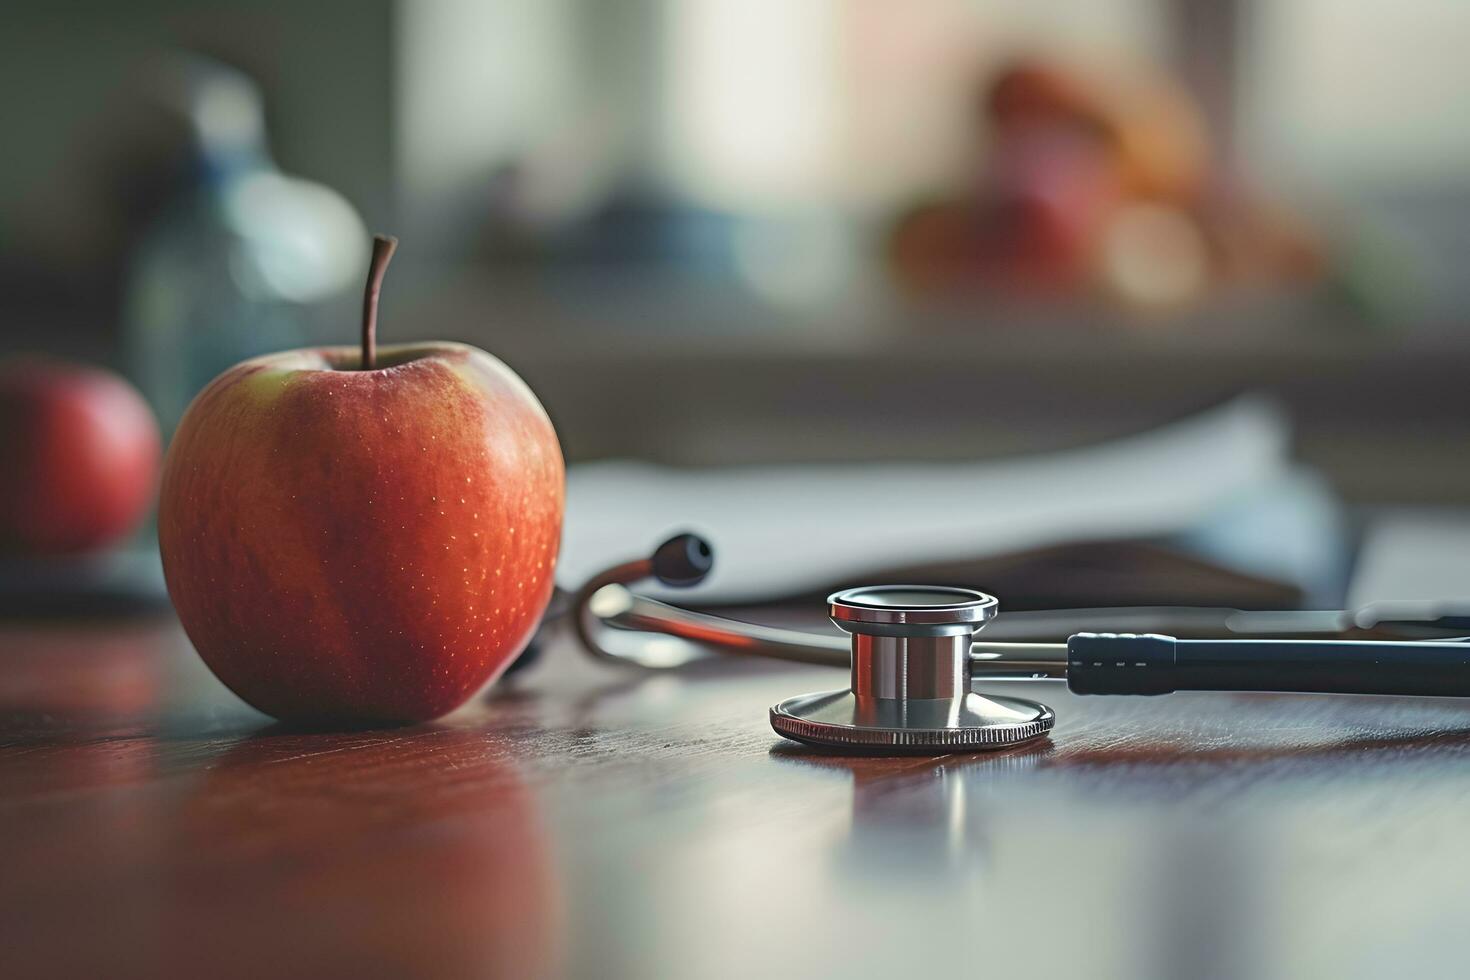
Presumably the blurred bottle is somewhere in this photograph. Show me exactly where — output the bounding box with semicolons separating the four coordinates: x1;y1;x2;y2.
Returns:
123;56;366;439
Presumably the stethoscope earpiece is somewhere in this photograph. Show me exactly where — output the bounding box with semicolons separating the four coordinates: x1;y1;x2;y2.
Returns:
650;533;714;587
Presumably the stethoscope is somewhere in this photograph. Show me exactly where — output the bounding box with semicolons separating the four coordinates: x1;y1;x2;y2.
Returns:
567;534;1470;754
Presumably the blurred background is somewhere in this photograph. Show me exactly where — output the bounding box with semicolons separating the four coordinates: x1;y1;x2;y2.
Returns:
3;0;1470;611
7;9;1470;975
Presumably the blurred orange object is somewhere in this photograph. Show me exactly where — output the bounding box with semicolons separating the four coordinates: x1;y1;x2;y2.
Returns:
972;127;1126;292
889;55;1322;314
987;59;1209;203
0;359;160;554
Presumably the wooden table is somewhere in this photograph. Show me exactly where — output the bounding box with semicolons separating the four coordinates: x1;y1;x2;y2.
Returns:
5;613;1470;980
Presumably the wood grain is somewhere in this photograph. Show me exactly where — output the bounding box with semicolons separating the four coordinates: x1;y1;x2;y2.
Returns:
5;614;1470;980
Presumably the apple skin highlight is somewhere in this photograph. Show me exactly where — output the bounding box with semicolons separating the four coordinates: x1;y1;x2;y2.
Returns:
158;342;564;724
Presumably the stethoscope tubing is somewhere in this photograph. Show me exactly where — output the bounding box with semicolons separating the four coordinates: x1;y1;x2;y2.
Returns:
570;535;1470;700
582;579;1470;695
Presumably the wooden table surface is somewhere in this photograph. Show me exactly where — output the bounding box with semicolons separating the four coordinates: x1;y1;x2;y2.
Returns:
5;612;1470;980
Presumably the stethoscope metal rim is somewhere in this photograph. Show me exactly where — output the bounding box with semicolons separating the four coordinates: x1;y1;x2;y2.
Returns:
771;690;1055;753
828;585;998;628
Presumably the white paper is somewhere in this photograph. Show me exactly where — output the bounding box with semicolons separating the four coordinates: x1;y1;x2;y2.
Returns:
1349;511;1470;606
560;396;1292;602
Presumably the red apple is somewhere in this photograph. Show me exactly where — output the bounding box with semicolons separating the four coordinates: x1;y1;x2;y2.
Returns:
158;236;564;724
0;359;160;554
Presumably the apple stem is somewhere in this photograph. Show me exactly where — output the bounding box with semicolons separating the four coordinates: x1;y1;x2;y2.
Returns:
361;234;399;370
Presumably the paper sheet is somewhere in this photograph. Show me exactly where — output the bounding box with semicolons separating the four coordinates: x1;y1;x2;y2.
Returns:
560;396;1292;602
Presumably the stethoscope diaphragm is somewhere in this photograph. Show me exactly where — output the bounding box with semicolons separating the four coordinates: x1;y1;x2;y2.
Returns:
770;585;1053;753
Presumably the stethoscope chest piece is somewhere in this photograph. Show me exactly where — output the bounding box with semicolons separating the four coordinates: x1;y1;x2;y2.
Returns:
769;585;1055;754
